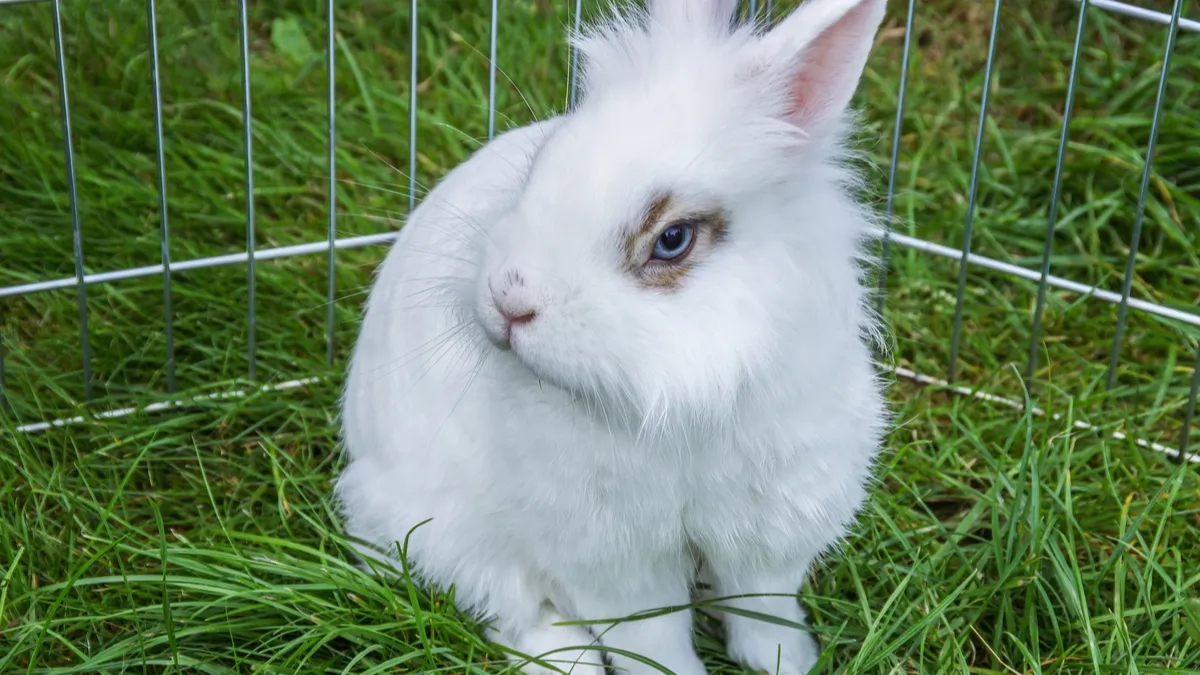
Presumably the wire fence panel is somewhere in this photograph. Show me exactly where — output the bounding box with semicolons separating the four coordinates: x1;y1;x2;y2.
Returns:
408;0;418;214
237;0;257;381
50;0;91;400
947;0;1004;384
145;0;175;393
1105;0;1186;392
326;0;338;367
0;0;1196;462
488;0;499;140
569;0;583;109
875;0;916;316
1027;0;1090;380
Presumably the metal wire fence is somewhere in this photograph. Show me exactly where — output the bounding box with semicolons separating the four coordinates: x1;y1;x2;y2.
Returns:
0;0;1197;461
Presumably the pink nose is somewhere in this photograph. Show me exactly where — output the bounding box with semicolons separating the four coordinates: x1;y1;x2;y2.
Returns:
494;294;537;330
502;308;536;327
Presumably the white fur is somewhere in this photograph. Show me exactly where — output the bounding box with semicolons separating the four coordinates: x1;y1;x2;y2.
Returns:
337;0;890;673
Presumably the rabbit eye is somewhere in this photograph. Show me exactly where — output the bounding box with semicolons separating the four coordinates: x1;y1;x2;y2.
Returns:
625;205;727;290
652;223;695;261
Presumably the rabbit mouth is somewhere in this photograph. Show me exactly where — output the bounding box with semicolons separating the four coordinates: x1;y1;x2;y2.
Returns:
480;315;577;394
478;304;524;353
476;306;558;386
482;323;514;352
494;328;541;373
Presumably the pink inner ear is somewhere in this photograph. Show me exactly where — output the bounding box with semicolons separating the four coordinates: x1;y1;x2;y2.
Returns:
788;64;839;129
786;0;880;130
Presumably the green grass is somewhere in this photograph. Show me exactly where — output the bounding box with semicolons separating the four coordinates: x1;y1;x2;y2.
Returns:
1;0;1199;672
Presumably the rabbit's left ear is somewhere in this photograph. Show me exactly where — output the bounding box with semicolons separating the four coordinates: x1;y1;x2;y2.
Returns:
747;0;888;133
646;0;740;31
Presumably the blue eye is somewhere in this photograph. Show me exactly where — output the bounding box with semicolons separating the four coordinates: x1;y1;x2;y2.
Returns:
652;223;695;261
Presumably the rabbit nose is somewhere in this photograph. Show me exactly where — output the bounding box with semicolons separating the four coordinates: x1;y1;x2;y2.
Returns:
497;299;537;327
490;268;539;329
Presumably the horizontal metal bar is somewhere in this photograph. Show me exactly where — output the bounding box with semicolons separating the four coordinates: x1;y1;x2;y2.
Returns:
3;229;1197;330
0;0;51;6
880;230;1200;328
1085;0;1200;32
0;233;398;298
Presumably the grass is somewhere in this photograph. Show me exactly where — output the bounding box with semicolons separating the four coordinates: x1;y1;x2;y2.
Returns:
1;0;1199;672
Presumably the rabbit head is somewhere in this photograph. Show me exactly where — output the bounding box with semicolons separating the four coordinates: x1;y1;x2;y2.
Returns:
475;0;887;429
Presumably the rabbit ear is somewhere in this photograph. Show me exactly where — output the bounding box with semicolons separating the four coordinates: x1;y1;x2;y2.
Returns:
748;0;887;133
647;0;740;32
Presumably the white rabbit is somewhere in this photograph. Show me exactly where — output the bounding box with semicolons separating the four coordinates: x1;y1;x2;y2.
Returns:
336;0;890;673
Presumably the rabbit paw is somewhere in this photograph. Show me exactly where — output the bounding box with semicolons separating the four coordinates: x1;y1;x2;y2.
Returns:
727;628;819;675
490;613;606;675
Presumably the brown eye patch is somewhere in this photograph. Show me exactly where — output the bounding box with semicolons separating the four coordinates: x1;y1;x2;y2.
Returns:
621;193;729;291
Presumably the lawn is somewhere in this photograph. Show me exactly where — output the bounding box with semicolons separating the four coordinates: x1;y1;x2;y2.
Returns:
1;0;1199;673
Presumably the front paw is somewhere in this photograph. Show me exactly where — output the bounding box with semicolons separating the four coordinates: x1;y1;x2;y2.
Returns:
727;629;819;675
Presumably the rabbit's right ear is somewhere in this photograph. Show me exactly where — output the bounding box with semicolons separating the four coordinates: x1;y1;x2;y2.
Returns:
647;0;740;32
743;0;887;135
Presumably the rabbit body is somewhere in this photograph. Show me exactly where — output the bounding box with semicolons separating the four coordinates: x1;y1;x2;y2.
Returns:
337;1;890;673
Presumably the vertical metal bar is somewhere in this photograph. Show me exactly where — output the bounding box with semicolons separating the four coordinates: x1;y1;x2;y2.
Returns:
146;0;175;392
0;328;7;410
409;0;418;213
1181;347;1200;462
1105;0;1184;392
568;0;583;110
51;0;92;400
237;0;257;380
765;0;774;20
487;0;498;140
946;0;1004;383
326;0;337;367
876;0;917;317
1026;0;1090;380
749;0;758;19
